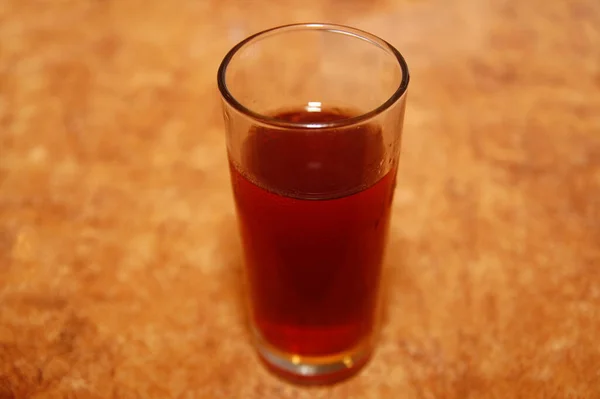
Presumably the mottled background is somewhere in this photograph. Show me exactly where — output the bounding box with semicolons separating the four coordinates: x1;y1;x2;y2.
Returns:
1;0;599;398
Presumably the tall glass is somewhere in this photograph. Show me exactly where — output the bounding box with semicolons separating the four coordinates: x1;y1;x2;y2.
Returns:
218;23;409;384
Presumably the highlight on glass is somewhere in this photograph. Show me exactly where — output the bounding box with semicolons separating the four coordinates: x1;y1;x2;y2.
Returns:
218;23;409;384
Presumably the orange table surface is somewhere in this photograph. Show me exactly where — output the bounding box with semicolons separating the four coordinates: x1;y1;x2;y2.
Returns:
1;0;599;397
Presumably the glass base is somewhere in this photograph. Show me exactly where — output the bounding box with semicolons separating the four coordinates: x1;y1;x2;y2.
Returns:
253;329;373;385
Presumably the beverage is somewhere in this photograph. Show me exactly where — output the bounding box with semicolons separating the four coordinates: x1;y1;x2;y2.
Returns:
219;22;409;383
229;108;397;359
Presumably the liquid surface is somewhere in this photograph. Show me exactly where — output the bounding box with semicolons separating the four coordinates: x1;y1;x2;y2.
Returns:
230;108;396;356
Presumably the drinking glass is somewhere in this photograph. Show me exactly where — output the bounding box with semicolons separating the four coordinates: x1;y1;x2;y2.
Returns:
218;23;409;384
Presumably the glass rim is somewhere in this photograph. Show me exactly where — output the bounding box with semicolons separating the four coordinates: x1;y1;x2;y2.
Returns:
217;23;410;129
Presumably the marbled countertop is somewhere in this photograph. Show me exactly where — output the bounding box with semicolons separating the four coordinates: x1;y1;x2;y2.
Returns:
1;0;599;397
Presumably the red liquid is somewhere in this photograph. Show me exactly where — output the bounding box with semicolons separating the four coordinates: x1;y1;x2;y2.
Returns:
229;108;396;357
